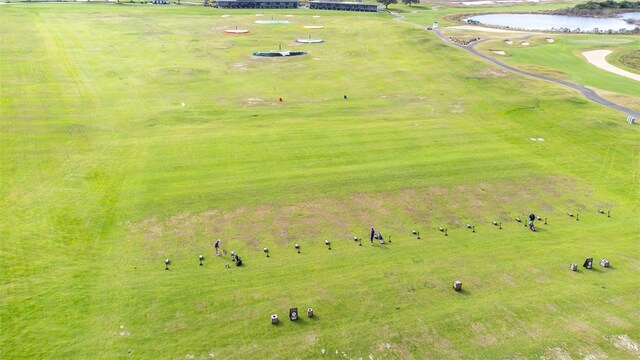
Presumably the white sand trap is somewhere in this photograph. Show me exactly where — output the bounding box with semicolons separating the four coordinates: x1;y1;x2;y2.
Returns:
256;14;264;16
296;38;324;43
521;41;530;46
313;15;321;18
304;25;324;29
546;38;555;43
225;29;249;34
537;138;544;141
583;50;640;81
222;14;230;18
447;25;524;33
491;50;506;55
530;138;537;141
286;14;293;17
504;40;513;44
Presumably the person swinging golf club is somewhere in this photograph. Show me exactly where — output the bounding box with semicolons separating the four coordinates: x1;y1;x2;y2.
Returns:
370;227;375;245
528;213;536;232
214;239;221;256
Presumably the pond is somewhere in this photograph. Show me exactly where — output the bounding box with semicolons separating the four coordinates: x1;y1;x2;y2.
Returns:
465;12;640;32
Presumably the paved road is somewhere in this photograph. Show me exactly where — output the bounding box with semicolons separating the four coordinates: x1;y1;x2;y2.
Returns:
391;14;639;119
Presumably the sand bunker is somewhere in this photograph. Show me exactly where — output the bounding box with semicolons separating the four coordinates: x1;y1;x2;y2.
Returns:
504;40;513;44
583;50;640;81
222;14;230;18
521;41;530;46
491;50;506;55
304;25;324;29
225;29;249;34
296;38;323;43
546;38;555;43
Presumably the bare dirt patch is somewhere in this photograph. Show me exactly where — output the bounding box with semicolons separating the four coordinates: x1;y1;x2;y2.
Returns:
474;334;498;347
581;347;607;360
607;334;639;356
129;176;591;258
568;319;597;334
540;347;571;360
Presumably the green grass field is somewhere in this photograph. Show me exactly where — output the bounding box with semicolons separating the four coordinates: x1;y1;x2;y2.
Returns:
475;35;640;97
1;3;639;359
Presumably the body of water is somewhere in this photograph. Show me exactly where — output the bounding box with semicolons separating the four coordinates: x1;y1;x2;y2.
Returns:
466;12;640;32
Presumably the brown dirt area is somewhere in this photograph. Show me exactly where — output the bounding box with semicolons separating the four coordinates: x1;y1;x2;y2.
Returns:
129;175;592;258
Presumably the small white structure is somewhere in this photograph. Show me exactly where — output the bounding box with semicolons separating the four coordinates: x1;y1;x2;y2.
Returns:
570;263;577;271
600;259;610;268
271;314;278;324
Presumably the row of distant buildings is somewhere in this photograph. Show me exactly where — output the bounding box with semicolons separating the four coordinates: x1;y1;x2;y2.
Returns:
153;0;379;12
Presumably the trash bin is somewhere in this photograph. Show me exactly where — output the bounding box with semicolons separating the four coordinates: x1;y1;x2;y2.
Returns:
453;280;462;291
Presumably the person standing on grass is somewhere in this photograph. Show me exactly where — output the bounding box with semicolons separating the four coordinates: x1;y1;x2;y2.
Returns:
528;214;536;232
214;239;221;256
370;227;375;245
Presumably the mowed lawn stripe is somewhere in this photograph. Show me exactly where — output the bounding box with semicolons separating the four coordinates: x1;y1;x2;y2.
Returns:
1;4;638;359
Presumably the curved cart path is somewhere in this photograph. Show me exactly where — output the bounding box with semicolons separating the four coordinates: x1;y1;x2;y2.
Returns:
391;13;639;118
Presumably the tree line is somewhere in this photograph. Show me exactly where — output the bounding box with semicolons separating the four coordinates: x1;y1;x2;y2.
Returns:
549;0;640;17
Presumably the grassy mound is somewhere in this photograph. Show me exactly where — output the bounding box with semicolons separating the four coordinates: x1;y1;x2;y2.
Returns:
619;49;640;71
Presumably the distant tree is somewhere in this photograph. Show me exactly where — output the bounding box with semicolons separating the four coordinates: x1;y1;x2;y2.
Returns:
402;0;419;6
377;0;397;9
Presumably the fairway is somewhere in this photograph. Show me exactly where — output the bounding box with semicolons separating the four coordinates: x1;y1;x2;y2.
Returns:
1;3;639;359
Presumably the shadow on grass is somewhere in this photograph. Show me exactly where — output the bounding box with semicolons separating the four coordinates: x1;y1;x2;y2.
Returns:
289;315;320;326
456;289;471;296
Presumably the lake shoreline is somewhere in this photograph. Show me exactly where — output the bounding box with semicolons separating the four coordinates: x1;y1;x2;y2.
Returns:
462;11;640;33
